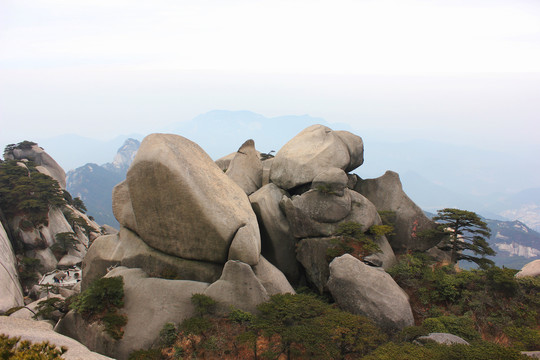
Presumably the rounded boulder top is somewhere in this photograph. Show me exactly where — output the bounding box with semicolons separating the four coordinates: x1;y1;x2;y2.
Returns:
269;125;363;190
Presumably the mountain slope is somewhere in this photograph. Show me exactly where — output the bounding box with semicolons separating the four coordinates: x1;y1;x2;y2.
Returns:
66;139;140;227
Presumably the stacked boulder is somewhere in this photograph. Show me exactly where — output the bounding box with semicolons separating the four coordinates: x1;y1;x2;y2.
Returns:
68;134;293;359
60;125;441;358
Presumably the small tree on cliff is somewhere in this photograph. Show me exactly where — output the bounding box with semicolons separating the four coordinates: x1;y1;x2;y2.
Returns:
433;208;495;268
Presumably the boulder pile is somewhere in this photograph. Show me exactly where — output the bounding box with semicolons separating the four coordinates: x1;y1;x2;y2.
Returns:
57;125;442;359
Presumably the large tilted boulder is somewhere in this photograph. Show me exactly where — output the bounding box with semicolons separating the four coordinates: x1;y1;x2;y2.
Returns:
0;221;24;312
226;139;263;195
122;133;260;265
58;267;209;360
515;259;540;278
249;183;301;284
82;227;223;290
354;171;439;253
327;254;414;333
270;125;363;190
6;144;66;189
204;260;270;315
0;317;112;360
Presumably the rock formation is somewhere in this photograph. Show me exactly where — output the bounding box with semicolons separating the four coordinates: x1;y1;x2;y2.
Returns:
270;124;363;190
1;125;453;358
354;171;439;253
226;139;263;195
327;254;414;332
0;317;112;360
0;221;24;312
515;259;540;278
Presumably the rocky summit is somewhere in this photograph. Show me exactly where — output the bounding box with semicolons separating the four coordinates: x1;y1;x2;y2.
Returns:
1;125;470;359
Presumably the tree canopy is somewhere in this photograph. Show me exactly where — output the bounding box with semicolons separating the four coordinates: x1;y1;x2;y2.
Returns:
433;208;495;268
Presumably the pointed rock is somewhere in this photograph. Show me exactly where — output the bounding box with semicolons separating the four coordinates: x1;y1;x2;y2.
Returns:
226;139;263;195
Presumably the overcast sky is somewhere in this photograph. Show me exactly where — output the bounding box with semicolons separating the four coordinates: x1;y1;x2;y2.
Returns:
1;0;539;156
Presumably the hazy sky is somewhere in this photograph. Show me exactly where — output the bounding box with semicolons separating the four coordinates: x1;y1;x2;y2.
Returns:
1;0;539;155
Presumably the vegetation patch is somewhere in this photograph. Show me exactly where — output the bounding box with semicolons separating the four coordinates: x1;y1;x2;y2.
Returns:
0;334;67;359
70;276;127;340
326;221;384;262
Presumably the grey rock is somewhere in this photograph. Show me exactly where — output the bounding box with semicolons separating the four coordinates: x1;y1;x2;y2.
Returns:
82;227;223;290
112;180;138;233
270;125;363;190
0;222;24;312
249;184;301;284
355;171;439;253
0;317;112;359
296;237;335;293
282;189;381;238
522;351;540;358
204;260;269;315
416;333;470;345
516;259;540;278
311;168;349;196
57;267;209;360
327;254;414;333
215;152;236;172
226;139;263;195
252;256;295;296
7;144;66;189
125;133;260;265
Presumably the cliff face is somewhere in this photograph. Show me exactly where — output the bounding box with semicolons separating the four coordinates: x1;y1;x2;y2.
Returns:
0;141;104;309
67;138;140;227
0;219;24;312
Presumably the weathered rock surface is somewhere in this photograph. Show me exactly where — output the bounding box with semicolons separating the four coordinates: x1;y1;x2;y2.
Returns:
252;256;295;296
250;184;301;284
10;294;64;321
0;221;24;312
124;133;260;265
327;254;413;333
296;237;335;293
112;180;138;233
354;171;439;253
226;139;263;195
58;267;209;360
204;260;269;314
0;317;112;359
311;168;349;196
282;189;380;238
516;259;540;278
415;333;470;346
270;125;363;190
6;144;66;189
82;227;223;290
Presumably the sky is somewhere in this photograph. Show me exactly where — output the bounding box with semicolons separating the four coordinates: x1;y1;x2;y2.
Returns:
1;0;539;161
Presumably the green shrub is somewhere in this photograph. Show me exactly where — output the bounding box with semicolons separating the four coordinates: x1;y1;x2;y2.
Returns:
102;312;128;340
326;221;381;262
191;293;216;316
70;276;126;340
0;334;67;359
159;322;178;347
71;276;124;315
180;317;213;335
363;341;529;360
128;348;163;360
228;308;253;323
504;325;540;351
